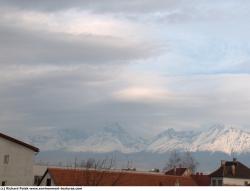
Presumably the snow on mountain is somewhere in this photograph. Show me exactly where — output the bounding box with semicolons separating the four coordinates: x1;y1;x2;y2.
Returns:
191;125;250;154
147;124;250;154
23;128;88;151
23;124;250;154
145;128;197;153
67;125;147;153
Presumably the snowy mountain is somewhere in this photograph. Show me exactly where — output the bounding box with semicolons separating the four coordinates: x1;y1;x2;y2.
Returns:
146;124;250;154
67;125;147;153
191;125;250;154
145;128;197;153
24;124;147;153
23;128;88;151
24;124;250;154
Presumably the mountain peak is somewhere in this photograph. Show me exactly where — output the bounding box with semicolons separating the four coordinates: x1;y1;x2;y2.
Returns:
147;124;250;154
103;123;127;135
24;124;250;154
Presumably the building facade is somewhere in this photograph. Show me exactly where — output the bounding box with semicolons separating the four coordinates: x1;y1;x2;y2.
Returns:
210;159;250;186
0;132;39;186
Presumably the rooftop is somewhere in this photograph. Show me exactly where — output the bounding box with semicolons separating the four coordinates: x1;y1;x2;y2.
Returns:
210;159;250;179
40;167;197;186
165;167;189;176
0;132;39;152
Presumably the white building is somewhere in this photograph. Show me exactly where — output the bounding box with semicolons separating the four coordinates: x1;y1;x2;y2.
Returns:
210;159;250;186
0;132;39;186
33;165;60;186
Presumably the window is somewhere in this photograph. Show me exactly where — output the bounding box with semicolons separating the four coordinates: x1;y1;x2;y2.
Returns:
34;176;42;186
46;178;51;186
1;181;7;186
212;179;216;186
217;179;223;186
3;155;9;164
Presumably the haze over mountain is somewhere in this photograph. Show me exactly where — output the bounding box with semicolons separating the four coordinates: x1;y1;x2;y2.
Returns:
25;124;250;155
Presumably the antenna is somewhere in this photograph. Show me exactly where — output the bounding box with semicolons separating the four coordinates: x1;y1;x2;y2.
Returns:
74;156;77;168
231;148;237;160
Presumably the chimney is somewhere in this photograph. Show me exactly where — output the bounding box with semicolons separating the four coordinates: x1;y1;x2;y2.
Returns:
221;160;226;176
232;165;236;176
221;160;226;167
174;165;176;175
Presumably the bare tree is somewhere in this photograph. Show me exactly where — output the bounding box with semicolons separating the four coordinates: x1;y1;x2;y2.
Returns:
80;157;124;186
86;158;96;168
163;151;199;173
181;151;199;172
164;151;182;171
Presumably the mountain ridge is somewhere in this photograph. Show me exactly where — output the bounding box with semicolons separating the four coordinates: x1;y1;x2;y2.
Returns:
25;124;250;154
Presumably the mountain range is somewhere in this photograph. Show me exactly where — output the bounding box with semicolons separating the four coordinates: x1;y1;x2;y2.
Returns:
25;124;250;155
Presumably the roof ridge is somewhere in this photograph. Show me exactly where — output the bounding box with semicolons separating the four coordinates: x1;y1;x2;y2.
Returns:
0;132;39;152
42;167;197;186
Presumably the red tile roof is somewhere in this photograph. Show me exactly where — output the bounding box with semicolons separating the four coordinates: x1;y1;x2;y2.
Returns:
165;168;188;176
40;168;197;186
191;174;211;186
0;132;39;152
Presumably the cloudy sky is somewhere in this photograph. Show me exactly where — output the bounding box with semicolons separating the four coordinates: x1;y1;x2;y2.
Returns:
1;0;250;137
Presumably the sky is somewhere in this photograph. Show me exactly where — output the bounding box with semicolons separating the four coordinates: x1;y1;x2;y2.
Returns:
1;0;250;137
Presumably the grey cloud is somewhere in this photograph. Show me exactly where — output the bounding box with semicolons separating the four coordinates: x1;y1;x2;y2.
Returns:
1;65;250;138
0;24;152;65
1;0;250;23
1;0;250;140
0;65;116;133
0;0;199;24
0;0;183;13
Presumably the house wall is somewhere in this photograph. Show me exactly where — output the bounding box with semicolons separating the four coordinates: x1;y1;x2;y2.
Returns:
211;177;250;186
39;173;55;186
223;177;250;186
211;177;223;186
33;165;61;186
183;169;192;176
0;137;36;186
